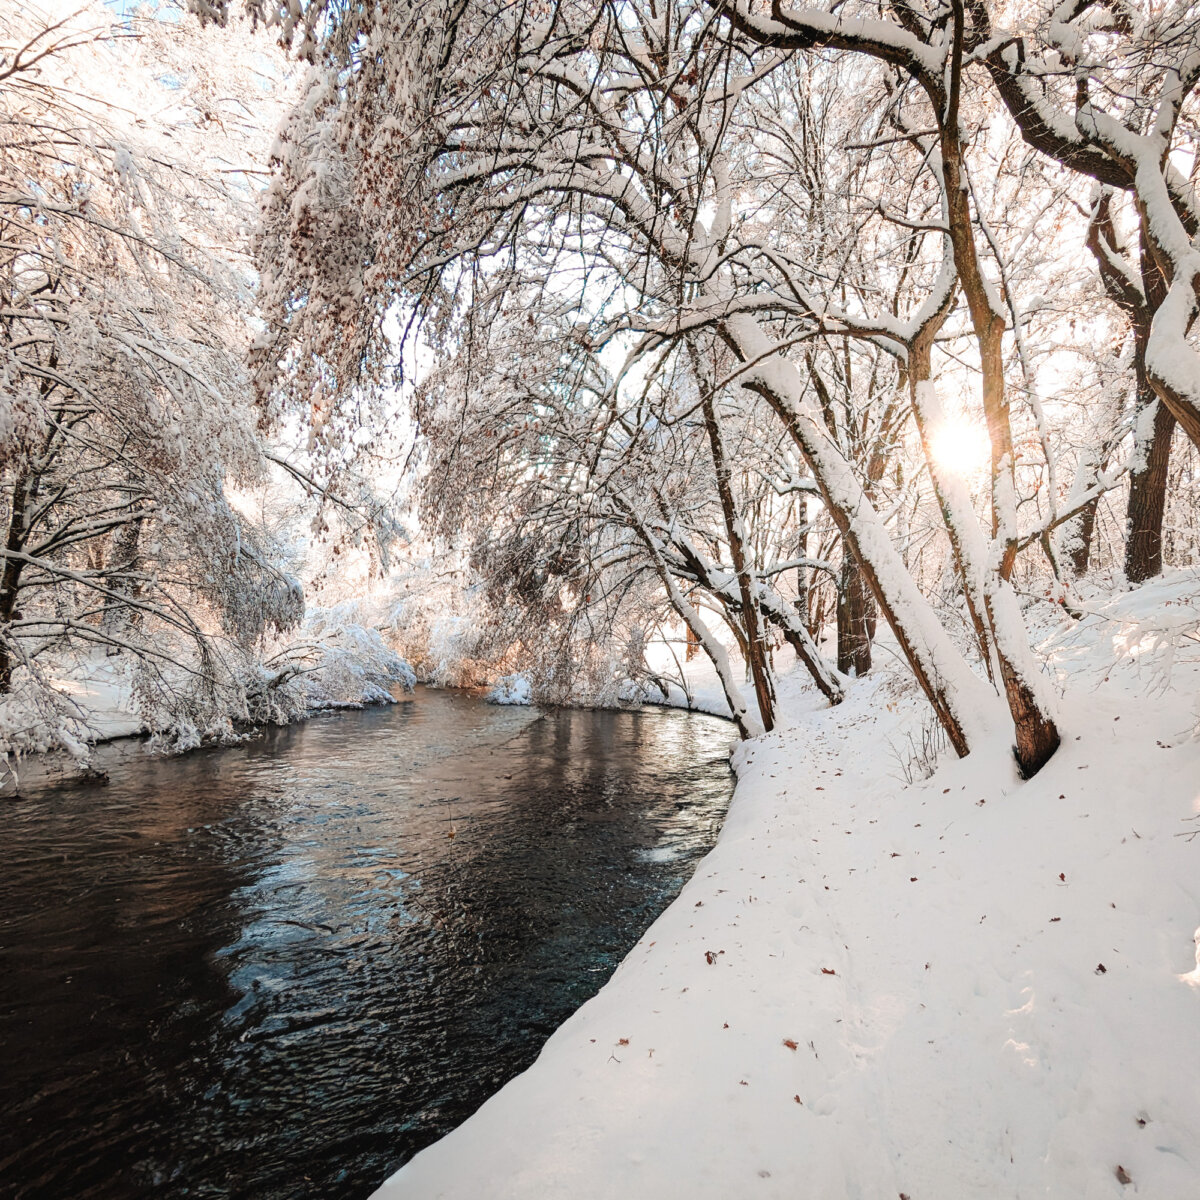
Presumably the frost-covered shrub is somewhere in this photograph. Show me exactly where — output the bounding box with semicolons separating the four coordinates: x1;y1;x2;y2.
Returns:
488;674;531;705
255;605;416;716
0;669;96;785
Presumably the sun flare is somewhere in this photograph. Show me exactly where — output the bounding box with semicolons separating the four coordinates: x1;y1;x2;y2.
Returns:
928;418;991;478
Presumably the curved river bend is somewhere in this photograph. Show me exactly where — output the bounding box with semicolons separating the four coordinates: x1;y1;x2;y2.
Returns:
0;689;733;1199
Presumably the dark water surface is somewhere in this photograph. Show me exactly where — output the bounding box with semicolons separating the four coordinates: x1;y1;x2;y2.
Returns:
0;689;733;1199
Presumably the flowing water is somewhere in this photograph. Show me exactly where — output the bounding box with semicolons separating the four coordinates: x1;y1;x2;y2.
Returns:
0;689;734;1199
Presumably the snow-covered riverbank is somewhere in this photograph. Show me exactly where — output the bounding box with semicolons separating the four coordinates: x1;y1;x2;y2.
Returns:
0;621;417;782
373;574;1200;1199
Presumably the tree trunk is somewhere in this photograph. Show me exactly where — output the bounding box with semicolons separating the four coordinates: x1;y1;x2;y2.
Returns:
1124;396;1174;582
700;389;775;732
794;496;808;633
836;551;873;676
1125;237;1175;583
1067;496;1100;576
627;508;762;740
0;472;33;693
103;500;148;639
938;37;1061;777
723;314;1000;759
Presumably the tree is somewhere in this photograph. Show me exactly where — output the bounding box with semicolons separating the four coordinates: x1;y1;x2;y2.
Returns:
246;0;1200;774
0;1;304;762
978;0;1200;452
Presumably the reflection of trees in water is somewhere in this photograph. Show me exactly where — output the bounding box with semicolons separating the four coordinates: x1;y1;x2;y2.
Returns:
0;692;731;1200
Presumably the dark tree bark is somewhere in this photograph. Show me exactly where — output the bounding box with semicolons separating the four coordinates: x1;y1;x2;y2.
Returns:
696;360;775;730
1083;198;1176;584
0;472;33;693
1124;395;1175;582
1124;234;1175;583
794;495;808;634
836;552;874;676
1068;497;1100;576
940;7;1059;777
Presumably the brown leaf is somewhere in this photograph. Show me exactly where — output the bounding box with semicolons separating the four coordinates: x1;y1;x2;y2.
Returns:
618;1038;629;1046
1115;1165;1132;1185
820;967;836;976
793;1095;803;1104
783;1038;798;1051
705;950;717;965
1096;963;1107;975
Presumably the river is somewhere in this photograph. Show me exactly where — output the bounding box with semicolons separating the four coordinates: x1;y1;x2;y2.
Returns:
0;688;733;1199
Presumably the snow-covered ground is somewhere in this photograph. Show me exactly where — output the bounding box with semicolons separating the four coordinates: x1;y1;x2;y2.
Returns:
373;573;1200;1200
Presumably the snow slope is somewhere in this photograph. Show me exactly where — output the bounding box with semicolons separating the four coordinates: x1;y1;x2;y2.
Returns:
50;656;143;741
372;573;1200;1200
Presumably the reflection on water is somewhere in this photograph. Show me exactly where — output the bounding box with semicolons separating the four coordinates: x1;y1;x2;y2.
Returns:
0;689;733;1199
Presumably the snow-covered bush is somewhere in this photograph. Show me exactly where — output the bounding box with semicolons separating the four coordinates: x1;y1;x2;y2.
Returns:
253;605;416;718
488;674;531;706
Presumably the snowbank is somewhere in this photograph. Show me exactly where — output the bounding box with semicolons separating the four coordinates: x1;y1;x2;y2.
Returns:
630;674;745;723
0;614;417;772
488;673;533;705
45;656;143;742
373;574;1200;1199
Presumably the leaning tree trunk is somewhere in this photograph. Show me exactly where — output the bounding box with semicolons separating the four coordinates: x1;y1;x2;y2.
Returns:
938;64;1061;777
720;313;1002;760
627;510;762;741
700;389;775;731
667;528;844;704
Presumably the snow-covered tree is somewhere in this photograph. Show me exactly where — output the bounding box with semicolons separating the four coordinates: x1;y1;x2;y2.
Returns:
0;1;307;762
245;0;1200;772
